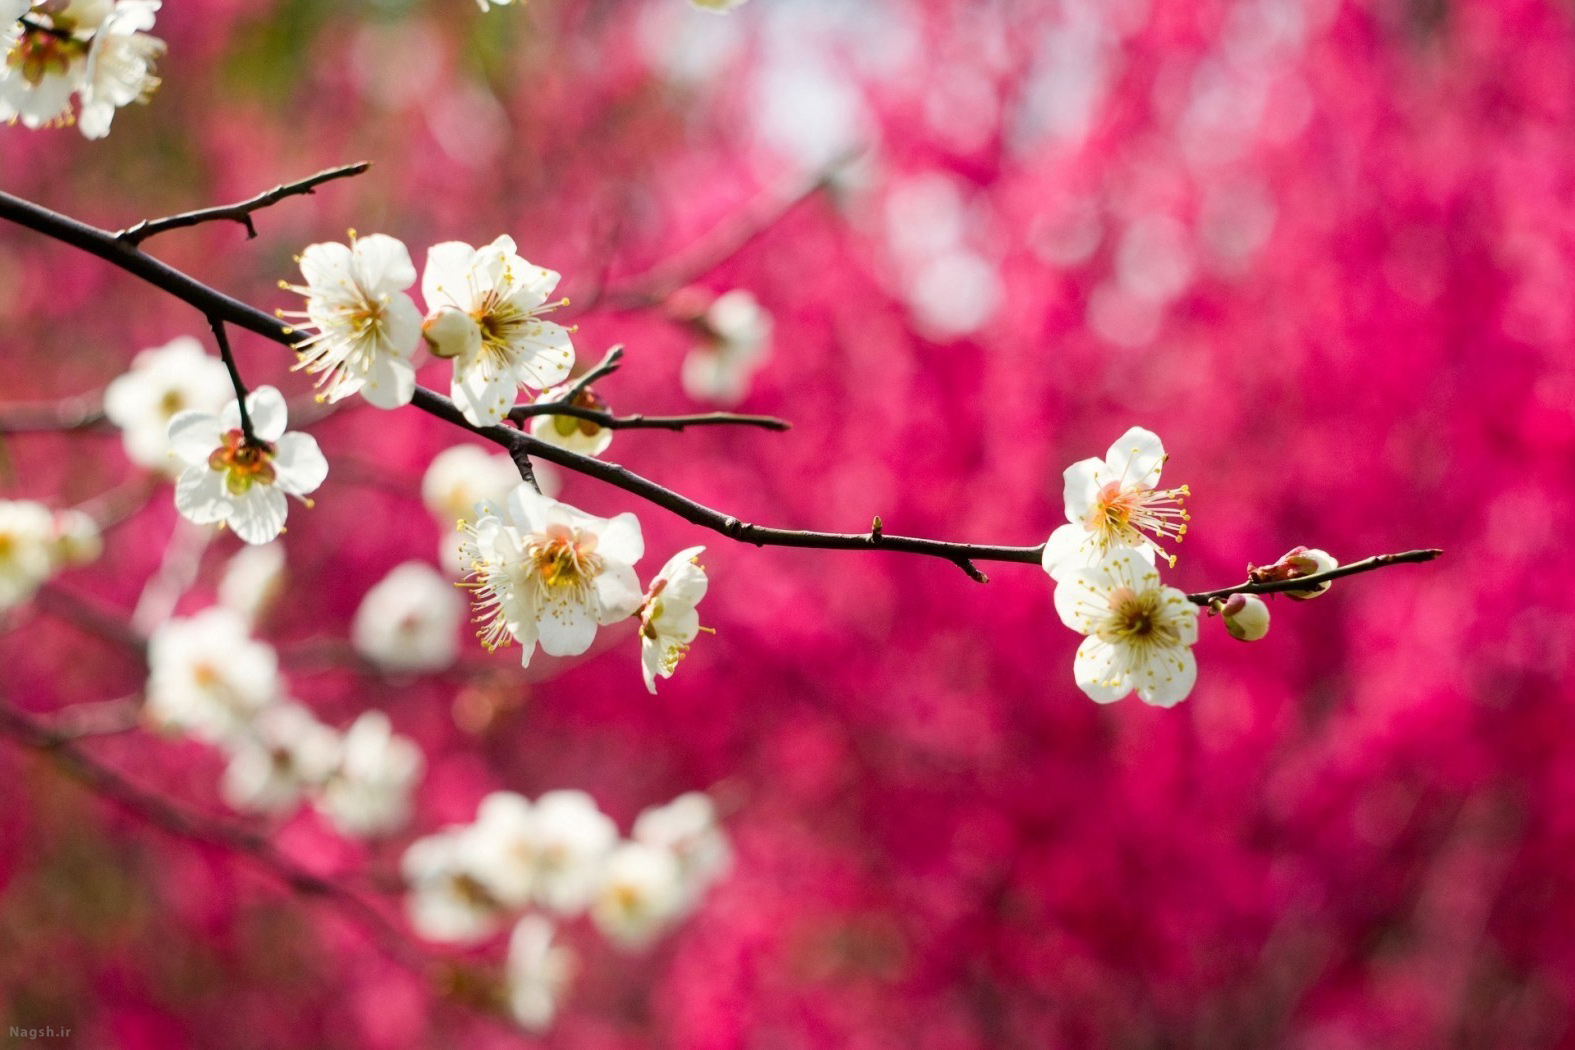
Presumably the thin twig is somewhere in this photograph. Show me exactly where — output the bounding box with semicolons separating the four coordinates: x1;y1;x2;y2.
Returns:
1185;548;1443;605
507;403;791;433
208;316;257;444
561;344;625;404
116;162;372;247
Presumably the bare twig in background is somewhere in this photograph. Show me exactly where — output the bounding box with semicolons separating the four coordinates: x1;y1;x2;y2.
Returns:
116;162;371;247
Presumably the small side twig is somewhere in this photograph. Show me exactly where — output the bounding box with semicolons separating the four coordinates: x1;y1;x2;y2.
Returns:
561;344;625;404
507;403;790;433
1185;548;1443;605
116;162;372;247
208;316;257;445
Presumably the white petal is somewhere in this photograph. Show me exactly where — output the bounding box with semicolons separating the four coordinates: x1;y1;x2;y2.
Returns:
173;467;230;524
594;561;643;623
243;386;289;443
1134;647;1196;708
300;242;354;290
1052;568;1108;634
1041;523;1096;581
1104;426;1165;488
1061;457;1107;522
422;241;478;309
351;234;418;294
381;293;425;360
229;485;289;545
597;513;645;567
166;411;223;464
511;322;576;390
452;357;521;427
1073;636;1130;704
271;432;329;495
537;593;598;656
360;351;417;410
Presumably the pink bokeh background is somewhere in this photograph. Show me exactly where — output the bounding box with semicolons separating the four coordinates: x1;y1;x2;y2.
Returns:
2;0;1571;1045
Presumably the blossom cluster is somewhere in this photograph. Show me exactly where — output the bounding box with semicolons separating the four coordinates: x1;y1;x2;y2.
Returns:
1;0;163;139
0;498;101;611
1043;427;1336;707
145;598;423;837
402;789;731;1030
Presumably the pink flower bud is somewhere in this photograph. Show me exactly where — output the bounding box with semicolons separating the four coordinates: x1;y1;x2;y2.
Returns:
1282;547;1337;600
1220;593;1270;641
421;306;479;360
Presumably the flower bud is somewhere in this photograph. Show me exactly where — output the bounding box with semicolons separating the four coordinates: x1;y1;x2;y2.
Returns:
1220;593;1270;641
1282;547;1337;600
49;510;102;568
421;306;480;360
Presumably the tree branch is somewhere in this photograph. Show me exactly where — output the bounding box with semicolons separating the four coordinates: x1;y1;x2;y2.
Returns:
508;403;791;433
1185;548;1444;605
116;162;372;247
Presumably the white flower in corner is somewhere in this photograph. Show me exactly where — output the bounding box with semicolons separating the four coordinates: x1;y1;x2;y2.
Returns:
527;383;613;457
527;789;618;916
680;290;771;405
1054;549;1199;707
637;546;709;694
352;561;465;673
0;15;85;129
145;607;283;743
76;0;163;140
420;236;576;427
219;702;339;815
632;791;731;912
460;484;644;667
506;916;574;1033
281;233;423;408
401;824;508;944
167;385;329;545
103;336;234;472
1041;426;1190;581
0;499;61;612
590;841;686;951
316;711;424;838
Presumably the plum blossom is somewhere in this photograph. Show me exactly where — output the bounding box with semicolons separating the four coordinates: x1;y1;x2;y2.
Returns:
527;383;614;457
590;841;686;950
680;289;772;405
1054;549;1200;707
75;0;162;140
1041;426;1190;581
505;916;574;1033
102;336;233;471
145;607;283;743
419;236;576;427
525;789;618;915
219;703;339;815
637;546;709;694
0;499;60;612
167;386;329;545
421;444;558;574
280;233;423;408
315;711;424;838
459;484;644;668
0;14;86;129
351;561;465;673
401;824;510;943
632;792;731;912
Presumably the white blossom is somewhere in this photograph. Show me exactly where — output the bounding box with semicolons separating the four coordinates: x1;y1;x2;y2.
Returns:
590;841;686;950
1054;549;1199;707
420;236;575;427
466;790;537;909
526;383;613;457
526;789;617;916
421;444;531;524
351;561;465;673
632;791;731;912
459;484;644;668
219;702;339;815
1041;426;1190;581
216;542;287;626
505;916;574;1033
167;386;329;545
680;290;771;405
102;336;233;472
0;16;85;129
75;0;162;140
281;234;423;408
1219;593;1271;641
316;711;424;838
145;607;283;743
0;499;59;612
401;824;508;943
637;546;709;694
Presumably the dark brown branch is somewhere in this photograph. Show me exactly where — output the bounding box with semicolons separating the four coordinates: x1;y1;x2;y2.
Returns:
562;344;625;402
207;316;258;444
116;162;372;247
508;403;791;433
1185;548;1443;605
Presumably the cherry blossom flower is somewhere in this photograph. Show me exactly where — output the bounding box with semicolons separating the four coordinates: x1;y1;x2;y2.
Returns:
351;561;464;673
315;711;424;838
401;824;509;943
219;703;339;815
167;386;329;545
525;789;617;915
103;336;233;472
680;289;772;405
145;607;283;743
459;484;644;667
280;233;423;408
590;841;686;950
75;0;162;140
0;14;86;129
1041;426;1190;581
505;916;574;1033
637;546;709;694
419;236;576;427
526;383;613;457
0;500;60;612
1219;593;1271;641
632;791;732;912
1053;549;1200;707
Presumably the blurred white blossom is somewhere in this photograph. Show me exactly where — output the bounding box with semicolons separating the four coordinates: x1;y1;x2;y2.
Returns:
527;789;618;916
219;702;339;815
0;500;60;612
680;290;771;405
216;542;287;626
316;711;424;838
590;841;686;950
352;561;464;673
505;916;574;1032
145;607;282;743
102;336;233;472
